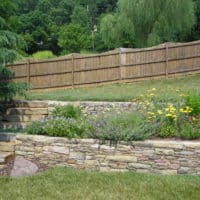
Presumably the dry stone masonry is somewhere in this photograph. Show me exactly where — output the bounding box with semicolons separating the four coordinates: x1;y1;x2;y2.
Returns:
1;100;138;129
0;133;16;170
14;134;200;175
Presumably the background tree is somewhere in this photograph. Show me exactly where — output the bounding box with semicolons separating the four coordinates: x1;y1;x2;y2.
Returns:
100;0;196;48
0;0;28;102
58;24;91;54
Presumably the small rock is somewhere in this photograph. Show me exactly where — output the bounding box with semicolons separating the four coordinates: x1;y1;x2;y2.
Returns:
10;156;38;177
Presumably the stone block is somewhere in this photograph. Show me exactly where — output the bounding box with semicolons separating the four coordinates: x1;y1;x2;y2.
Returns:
6;115;46;122
128;163;151;169
0;142;15;151
6;108;48;115
106;155;137;163
178;167;190;174
85;160;99;170
155;148;174;155
0;133;16;142
0;152;15;164
43;146;69;155
154;169;177;175
69;152;85;160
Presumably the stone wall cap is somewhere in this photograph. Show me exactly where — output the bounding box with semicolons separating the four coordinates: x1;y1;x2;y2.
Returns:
0;132;16;142
16;134;200;147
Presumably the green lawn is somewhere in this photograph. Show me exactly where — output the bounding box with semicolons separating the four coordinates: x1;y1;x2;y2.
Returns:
26;74;200;102
0;167;200;200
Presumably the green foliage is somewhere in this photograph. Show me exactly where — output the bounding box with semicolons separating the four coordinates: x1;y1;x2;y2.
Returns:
0;1;29;101
159;123;176;138
24;121;47;135
71;5;90;28
177;121;200;140
26;105;90;139
52;105;81;119
100;0;195;48
185;94;200;116
88;112;152;141
43;117;88;138
1;167;200;200
32;51;56;60
58;23;91;54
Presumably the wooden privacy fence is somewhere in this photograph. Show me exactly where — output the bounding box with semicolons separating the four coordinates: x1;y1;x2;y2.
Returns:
7;40;200;90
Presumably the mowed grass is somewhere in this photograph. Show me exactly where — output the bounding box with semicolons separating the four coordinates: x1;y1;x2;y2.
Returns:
0;168;200;200
26;74;200;102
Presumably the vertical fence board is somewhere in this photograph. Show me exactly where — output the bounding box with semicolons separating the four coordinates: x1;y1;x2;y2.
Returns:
7;41;200;90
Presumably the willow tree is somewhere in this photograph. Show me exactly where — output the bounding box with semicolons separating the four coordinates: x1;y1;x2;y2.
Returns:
0;0;28;102
100;0;196;48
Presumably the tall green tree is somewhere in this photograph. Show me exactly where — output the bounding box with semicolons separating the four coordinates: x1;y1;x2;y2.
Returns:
100;0;196;48
0;0;28;101
58;23;91;54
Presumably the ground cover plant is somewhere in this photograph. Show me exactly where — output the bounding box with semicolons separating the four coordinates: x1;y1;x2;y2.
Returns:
25;85;200;141
0;167;200;200
26;74;200;102
25;105;90;138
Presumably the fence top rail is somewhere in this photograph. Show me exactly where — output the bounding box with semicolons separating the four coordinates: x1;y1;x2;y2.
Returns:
121;40;200;54
6;40;200;67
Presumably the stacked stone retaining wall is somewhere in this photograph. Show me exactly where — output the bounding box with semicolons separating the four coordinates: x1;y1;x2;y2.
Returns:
14;134;200;175
1;101;137;129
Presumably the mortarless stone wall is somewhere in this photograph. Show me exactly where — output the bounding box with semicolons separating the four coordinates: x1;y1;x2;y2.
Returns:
1;101;138;129
15;134;200;175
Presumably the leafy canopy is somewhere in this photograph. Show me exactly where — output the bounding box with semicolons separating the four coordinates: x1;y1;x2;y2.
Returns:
100;0;196;48
0;0;29;101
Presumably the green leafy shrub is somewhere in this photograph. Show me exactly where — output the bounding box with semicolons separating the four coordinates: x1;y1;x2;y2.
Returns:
25;121;47;135
52;105;81;119
32;51;56;60
25;105;90;138
185;94;200;116
177;121;200;140
43;117;89;138
88;112;153;141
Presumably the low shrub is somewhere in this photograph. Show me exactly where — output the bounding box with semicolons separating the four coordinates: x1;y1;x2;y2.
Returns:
25;105;90;138
177;121;200;140
52;105;81;119
88;112;155;141
32;51;56;60
185;94;200;116
43;117;89;138
25;121;47;135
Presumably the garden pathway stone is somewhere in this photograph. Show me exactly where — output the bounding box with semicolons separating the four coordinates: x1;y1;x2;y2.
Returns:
10;156;38;177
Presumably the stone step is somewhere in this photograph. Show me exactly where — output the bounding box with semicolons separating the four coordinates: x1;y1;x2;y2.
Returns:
5;115;47;122
0;133;16;142
0;122;28;129
0;152;15;164
0;141;15;151
6;108;49;115
3;100;48;108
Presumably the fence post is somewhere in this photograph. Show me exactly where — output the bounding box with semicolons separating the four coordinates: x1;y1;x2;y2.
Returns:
71;54;74;88
26;59;31;85
165;43;169;79
119;48;126;80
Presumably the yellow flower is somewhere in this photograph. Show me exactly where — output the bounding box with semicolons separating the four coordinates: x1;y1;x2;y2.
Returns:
180;106;192;113
166;113;172;117
165;108;169;112
192;117;197;121
149;93;154;97
152;88;156;91
157;110;163;115
185;106;192;113
179;108;184;113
